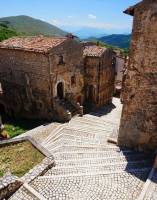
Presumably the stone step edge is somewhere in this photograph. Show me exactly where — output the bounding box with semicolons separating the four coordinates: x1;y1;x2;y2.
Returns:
66;126;113;134
43;133;101;147
49;160;152;170
69;123;114;132
48;145;126;152
82;115;119;125
45;138;113;149
136;167;155;200
56;155;149;163
74;116;117;127
42;124;68;145
44;137;104;149
23;183;47;200
65;126;112;133
38;167;151;179
53;150;143;155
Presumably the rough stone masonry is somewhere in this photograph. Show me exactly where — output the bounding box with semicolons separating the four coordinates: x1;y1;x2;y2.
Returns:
118;0;157;151
0;36;115;122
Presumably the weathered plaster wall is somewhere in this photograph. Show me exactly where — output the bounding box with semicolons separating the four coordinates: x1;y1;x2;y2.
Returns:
118;0;157;151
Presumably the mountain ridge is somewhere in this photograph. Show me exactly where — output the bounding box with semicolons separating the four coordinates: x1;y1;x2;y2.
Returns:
98;34;131;49
0;15;67;36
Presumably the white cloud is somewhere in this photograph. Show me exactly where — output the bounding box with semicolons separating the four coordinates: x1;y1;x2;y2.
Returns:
88;14;97;20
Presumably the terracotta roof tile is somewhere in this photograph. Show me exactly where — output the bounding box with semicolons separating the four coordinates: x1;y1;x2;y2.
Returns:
83;45;107;57
0;36;67;53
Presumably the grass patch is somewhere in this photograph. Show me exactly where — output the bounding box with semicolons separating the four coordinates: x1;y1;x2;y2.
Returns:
1;115;47;138
4;124;26;138
0;141;45;177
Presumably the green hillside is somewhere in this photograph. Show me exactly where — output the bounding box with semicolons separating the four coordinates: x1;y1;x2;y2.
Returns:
98;34;131;49
0;15;67;36
0;23;21;42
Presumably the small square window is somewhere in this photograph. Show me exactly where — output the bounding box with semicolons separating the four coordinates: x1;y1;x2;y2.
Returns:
58;55;64;65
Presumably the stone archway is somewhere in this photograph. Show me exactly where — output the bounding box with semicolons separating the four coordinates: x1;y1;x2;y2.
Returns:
57;82;64;99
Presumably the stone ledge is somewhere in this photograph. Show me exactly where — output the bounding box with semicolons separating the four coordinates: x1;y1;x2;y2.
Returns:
20;156;55;184
0;173;22;200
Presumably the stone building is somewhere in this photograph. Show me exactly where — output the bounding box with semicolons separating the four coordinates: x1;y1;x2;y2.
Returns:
0;36;115;121
114;52;125;96
118;0;157;151
83;45;115;109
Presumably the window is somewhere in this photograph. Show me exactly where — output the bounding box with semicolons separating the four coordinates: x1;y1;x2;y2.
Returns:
58;55;64;65
71;75;76;86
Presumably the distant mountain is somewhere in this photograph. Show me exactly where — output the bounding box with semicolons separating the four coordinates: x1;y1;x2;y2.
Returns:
98;34;131;49
73;27;107;39
0;15;67;36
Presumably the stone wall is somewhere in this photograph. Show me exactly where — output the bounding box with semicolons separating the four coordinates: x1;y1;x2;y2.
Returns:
50;39;84;105
84;49;115;108
115;56;125;85
0;37;115;121
118;0;157;151
0;39;84;120
0;49;52;119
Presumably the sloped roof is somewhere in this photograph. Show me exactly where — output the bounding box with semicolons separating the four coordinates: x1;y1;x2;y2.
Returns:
83;45;107;58
0;36;67;53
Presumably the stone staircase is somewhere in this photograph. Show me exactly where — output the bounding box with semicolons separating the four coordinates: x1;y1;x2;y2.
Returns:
9;98;157;200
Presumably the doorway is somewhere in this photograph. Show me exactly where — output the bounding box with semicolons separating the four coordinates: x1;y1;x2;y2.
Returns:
57;82;64;99
87;85;95;103
0;104;5;115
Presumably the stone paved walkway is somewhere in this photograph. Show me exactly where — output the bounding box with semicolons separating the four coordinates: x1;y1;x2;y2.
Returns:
9;98;156;200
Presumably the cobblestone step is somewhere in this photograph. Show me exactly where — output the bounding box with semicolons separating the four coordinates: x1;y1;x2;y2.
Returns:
48;144;128;153
67;126;113;136
66;125;113;137
43;129;99;146
138;168;157;200
69;120;114;132
45;161;152;176
75;116;118;128
53;150;147;160
30;169;150;200
55;156;152;167
42;124;68;146
44;137;107;151
41;167;151;179
68;124;113;134
9;185;40;200
46;141;116;152
70;117;115;128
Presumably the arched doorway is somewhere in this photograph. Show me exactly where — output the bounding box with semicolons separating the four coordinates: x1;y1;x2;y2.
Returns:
57;82;64;99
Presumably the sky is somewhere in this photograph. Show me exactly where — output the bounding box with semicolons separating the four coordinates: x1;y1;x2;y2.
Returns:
0;0;141;34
